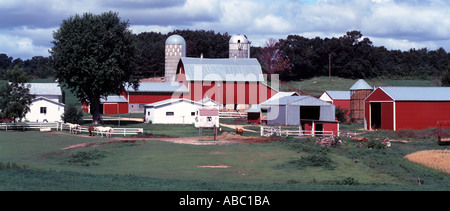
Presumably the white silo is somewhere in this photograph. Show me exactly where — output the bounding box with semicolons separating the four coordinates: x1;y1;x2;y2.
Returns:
229;34;251;59
165;34;186;82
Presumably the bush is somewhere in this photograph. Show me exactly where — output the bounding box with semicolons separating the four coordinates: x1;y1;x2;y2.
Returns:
289;154;334;169
61;106;83;124
335;106;349;123
366;139;386;149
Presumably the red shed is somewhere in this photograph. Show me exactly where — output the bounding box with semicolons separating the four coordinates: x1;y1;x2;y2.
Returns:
101;96;129;115
319;91;351;116
365;87;450;131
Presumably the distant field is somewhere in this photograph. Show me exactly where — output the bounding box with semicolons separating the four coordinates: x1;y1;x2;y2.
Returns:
279;76;436;96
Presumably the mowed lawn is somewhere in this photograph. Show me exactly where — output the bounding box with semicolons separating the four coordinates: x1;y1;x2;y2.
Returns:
2;126;450;191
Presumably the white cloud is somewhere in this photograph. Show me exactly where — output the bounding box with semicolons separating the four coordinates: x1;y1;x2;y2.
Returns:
0;33;50;59
1;0;450;59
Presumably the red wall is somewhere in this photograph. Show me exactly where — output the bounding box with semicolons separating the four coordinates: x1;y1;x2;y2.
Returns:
396;101;450;130
381;102;394;130
365;88;450;130
364;88;394;130
187;81;276;105
103;102;128;115
334;100;351;115
127;92;182;104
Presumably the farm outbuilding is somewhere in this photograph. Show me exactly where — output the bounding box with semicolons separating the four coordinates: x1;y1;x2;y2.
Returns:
100;96;129;115
261;96;338;133
144;98;203;124
350;79;373;121
194;107;220;128
246;92;298;124
176;57;277;111
365;86;450;131
319;91;351;115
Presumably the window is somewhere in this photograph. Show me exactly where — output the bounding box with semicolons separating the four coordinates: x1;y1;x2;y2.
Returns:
147;111;150;116
191;112;195;116
40;107;47;114
166;112;174;116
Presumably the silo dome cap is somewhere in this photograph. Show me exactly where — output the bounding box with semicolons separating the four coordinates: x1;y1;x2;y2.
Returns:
229;34;249;44
165;34;186;45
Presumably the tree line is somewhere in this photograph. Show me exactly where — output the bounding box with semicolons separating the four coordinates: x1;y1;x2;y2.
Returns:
1;30;449;83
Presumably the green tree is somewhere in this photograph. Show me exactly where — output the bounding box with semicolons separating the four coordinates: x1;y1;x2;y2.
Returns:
441;66;450;87
0;66;34;122
50;11;139;124
61;106;84;124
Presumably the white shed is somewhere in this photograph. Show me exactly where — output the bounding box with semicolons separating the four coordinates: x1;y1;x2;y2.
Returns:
25;96;66;122
144;98;204;124
194;107;220;128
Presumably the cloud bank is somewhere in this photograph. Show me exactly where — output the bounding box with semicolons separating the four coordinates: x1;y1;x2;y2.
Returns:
1;0;449;59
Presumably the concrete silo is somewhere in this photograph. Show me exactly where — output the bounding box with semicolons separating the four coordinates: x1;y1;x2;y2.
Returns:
165;34;186;82
229;34;251;59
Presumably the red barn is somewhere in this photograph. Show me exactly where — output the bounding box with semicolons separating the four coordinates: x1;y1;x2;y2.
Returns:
176;57;277;111
365;87;450;131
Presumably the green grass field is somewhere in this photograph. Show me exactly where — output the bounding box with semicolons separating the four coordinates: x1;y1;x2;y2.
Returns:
1;77;449;191
1;123;450;191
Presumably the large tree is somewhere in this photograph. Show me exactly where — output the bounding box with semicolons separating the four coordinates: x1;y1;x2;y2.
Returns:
50;11;139;124
0;66;34;122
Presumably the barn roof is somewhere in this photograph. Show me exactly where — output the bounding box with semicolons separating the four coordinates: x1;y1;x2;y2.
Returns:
378;86;450;101
325;91;351;100
179;57;264;82
144;98;203;108
125;82;188;93
350;79;372;90
262;96;332;106
100;96;128;103
246;92;299;113
27;83;62;96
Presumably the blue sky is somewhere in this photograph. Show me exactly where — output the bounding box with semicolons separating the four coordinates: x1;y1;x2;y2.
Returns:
1;0;449;59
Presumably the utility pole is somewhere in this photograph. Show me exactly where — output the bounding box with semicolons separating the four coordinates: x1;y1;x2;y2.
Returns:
329;53;331;81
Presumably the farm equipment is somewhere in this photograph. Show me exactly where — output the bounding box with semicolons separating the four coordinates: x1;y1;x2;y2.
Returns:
437;121;450;145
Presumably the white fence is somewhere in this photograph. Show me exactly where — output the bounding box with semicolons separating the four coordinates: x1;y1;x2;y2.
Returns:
0;122;143;137
260;126;356;138
219;112;247;118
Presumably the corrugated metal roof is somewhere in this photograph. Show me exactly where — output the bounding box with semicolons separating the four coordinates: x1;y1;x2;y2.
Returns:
379;86;450;101
100;96;128;103
262;96;332;106
144;98;203;108
326;91;350;100
27;83;62;96
180;57;264;82
350;79;372;90
125;82;189;93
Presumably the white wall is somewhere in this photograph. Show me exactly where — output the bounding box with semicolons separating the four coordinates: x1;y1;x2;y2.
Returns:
25;99;65;122
145;101;200;124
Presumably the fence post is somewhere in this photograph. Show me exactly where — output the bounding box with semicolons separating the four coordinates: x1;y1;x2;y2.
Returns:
260;126;264;136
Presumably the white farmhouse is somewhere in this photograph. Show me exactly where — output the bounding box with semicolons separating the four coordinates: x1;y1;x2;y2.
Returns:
24;83;66;123
144;98;203;124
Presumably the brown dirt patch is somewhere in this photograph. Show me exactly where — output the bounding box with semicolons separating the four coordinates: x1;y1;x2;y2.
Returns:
405;150;450;174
